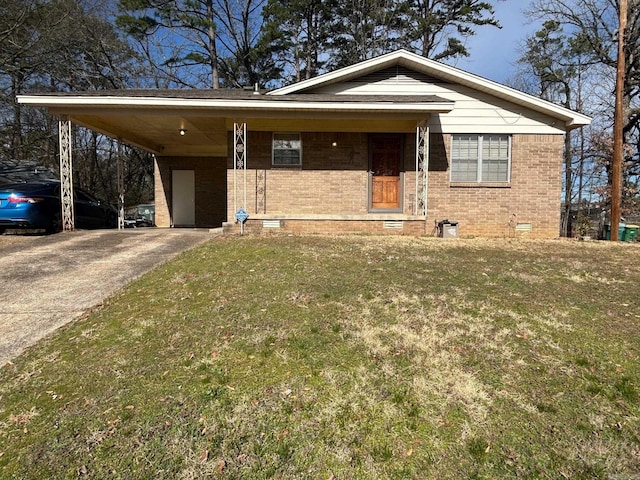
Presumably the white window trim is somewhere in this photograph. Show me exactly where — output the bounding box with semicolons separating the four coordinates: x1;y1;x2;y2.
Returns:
450;134;511;183
272;132;302;166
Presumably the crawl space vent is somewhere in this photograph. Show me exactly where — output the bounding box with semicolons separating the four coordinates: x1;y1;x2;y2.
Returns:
383;220;403;229
262;220;282;229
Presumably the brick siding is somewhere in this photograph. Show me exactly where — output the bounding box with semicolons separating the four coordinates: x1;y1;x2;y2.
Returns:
154;132;563;237
154;156;227;228
426;134;564;238
223;131;563;238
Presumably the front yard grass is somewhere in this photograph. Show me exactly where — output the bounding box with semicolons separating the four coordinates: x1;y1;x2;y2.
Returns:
0;235;638;479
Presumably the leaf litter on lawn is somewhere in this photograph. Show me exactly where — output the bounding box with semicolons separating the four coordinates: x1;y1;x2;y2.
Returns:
0;235;638;479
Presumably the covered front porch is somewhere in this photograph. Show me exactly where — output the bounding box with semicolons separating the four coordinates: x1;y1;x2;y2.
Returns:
221;126;438;235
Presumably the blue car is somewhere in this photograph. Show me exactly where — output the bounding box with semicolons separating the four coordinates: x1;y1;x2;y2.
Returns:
0;181;117;234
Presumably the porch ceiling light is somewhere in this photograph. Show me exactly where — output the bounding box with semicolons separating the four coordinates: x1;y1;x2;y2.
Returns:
179;128;187;136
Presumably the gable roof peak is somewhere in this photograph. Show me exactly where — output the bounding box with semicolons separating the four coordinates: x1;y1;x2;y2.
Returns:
268;49;427;96
268;49;590;129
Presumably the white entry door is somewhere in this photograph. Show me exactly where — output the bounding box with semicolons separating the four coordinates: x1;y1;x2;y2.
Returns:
172;170;195;226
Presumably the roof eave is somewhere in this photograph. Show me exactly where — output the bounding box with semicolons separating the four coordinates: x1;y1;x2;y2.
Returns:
16;94;455;114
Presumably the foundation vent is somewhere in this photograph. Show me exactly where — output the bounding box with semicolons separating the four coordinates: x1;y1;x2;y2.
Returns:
383;220;403;229
515;223;532;235
262;220;282;229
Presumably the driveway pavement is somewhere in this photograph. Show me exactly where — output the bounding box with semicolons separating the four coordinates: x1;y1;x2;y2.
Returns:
0;229;218;365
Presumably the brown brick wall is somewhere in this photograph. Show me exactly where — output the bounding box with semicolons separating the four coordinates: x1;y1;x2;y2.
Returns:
222;131;564;237
426;133;564;238
227;131;371;218
154;156;227;228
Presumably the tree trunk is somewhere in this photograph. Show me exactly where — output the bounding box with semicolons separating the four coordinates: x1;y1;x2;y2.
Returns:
562;130;572;237
207;0;219;89
11;74;22;160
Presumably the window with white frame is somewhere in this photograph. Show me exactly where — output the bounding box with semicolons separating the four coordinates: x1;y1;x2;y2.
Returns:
450;134;510;183
272;133;302;166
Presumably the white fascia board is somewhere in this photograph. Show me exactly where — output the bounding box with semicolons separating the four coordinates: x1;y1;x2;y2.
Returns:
16;94;454;114
268;49;592;128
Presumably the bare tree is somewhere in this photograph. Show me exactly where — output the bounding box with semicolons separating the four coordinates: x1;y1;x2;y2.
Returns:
528;0;640;171
517;21;594;236
0;0;150;206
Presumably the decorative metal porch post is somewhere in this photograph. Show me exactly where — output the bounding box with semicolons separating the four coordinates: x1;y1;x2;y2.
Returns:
233;121;247;215
117;140;125;229
58;119;75;231
415;122;429;216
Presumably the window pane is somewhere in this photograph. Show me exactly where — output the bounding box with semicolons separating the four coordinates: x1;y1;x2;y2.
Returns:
482;135;509;159
273;149;301;165
273;133;301;165
452;158;478;182
451;135;478;182
452;135;478;159
482;158;509;182
273;134;300;150
481;135;509;182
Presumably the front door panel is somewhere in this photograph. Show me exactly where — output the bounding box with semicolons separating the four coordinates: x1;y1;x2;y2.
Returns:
371;135;402;210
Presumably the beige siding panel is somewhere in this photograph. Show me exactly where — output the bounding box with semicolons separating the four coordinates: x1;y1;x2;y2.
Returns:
313;82;565;135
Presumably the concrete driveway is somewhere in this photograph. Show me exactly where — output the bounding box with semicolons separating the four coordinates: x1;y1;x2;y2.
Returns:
0;228;217;365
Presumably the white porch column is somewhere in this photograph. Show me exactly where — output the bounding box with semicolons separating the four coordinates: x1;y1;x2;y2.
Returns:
117;140;125;229
58;119;74;231
415;121;430;216
233;121;247;215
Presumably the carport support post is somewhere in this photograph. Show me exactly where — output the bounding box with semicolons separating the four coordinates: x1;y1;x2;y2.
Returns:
233;121;247;220
117;140;125;229
59;119;75;231
415;121;429;216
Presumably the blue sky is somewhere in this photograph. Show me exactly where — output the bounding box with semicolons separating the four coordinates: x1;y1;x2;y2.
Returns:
453;0;538;83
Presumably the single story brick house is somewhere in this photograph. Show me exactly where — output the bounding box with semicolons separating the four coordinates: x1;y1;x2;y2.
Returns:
18;50;590;237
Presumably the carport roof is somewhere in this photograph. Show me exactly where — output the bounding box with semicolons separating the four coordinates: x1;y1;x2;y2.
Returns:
23;88;451;103
17;89;455;157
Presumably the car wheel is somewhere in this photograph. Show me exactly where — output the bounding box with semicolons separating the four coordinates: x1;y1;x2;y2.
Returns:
106;212;117;229
46;211;62;234
0;228;5;235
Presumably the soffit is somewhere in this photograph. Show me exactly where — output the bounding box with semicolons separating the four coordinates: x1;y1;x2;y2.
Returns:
62;111;431;157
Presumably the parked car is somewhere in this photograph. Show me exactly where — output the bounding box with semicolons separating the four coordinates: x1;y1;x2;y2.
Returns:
124;203;155;228
0;181;117;234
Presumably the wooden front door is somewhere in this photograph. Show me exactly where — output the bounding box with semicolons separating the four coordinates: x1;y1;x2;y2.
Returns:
370;135;402;210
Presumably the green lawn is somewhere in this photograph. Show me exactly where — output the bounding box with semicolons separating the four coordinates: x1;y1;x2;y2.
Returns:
1;236;639;479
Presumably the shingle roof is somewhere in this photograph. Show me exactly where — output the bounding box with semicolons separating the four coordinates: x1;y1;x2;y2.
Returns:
29;88;451;105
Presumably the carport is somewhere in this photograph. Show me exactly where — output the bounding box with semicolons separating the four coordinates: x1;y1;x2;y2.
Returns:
17;91;242;231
